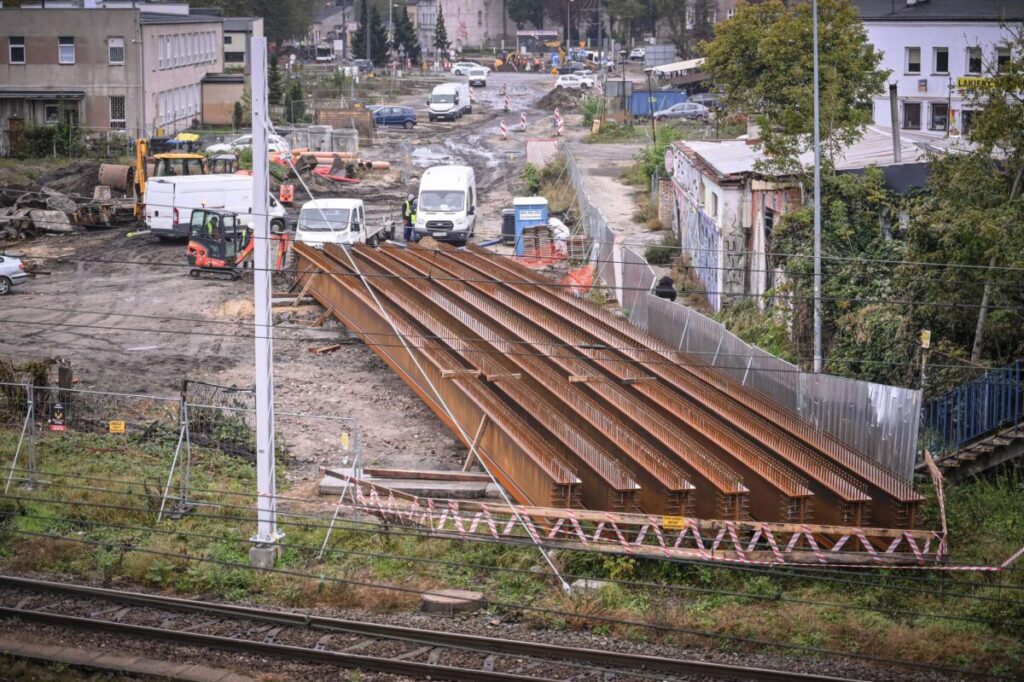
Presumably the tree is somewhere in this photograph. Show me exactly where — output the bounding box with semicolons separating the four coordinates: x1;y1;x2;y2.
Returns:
391;6;421;64
232;101;245;130
607;0;646;43
507;0;544;29
369;3;389;65
351;0;368;60
283;79;305;123
654;0;714;59
702;0;887;175
434;4;451;56
268;55;283;105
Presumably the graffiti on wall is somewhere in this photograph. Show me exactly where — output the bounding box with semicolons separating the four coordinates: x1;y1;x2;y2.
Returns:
682;207;722;310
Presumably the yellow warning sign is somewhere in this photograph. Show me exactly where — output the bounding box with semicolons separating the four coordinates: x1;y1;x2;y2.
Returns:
341;432;350;451
662;515;685;530
109;420;126;434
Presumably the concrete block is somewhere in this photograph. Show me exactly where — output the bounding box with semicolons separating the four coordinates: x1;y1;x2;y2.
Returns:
570;578;613;592
420;589;484;615
249;544;278;569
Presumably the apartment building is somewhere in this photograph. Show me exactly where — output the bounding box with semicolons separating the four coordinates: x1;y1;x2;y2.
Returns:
415;0;507;55
0;1;223;146
223;16;264;73
855;0;1023;136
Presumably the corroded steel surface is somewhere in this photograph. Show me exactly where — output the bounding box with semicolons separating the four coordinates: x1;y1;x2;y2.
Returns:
293;241;922;530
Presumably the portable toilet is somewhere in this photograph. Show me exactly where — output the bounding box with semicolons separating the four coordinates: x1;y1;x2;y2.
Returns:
512;197;549;257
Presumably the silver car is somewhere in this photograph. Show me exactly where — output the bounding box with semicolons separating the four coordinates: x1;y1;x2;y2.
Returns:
0;254;28;295
653;101;709;122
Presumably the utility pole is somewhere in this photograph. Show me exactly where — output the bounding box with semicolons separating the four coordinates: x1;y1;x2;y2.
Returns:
596;0;602;61
812;0;823;374
249;36;281;568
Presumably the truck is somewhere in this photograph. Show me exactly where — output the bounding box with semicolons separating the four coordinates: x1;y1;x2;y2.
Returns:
413;165;477;245
427;82;472;122
144;175;287;240
315;42;334;63
294;198;394;248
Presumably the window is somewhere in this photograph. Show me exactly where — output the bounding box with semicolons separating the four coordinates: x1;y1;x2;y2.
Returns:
902;101;921;129
477;10;482;26
224;35;233;44
108;37;125;65
44;103;59;124
710;9;718;23
110;96;126;129
905;46;920;74
58;36;75;64
933;47;948;74
967;46;982;74
685;6;695;29
997;46;1010;73
929;102;948;131
9;37;25;64
711;192;719;221
727;8;735;19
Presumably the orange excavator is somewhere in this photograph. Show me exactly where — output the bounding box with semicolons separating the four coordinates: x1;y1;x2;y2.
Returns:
186;209;290;280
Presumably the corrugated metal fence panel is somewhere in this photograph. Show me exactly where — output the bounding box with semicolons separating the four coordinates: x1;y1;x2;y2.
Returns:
798;373;920;481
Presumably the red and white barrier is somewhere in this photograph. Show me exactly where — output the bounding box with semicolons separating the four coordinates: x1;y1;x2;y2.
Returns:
499;119;508;140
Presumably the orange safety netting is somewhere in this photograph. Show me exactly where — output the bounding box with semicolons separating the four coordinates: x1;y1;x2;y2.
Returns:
560;263;595;295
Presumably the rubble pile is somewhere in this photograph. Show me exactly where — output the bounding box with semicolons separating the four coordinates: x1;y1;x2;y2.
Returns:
536;87;587;112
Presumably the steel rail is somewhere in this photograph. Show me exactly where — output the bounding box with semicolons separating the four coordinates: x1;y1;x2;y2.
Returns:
315;244;645;511
343;245;697;515
0;575;866;682
457;246;891;527
293;244;582;508
389;244;824;523
465;246;923;525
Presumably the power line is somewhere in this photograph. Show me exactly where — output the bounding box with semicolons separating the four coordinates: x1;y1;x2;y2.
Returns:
0;525;1009;681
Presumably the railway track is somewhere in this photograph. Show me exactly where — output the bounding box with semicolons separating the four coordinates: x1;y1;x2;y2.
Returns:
0;574;859;681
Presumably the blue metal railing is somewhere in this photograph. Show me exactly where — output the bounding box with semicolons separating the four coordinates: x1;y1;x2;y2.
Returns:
922;359;1024;455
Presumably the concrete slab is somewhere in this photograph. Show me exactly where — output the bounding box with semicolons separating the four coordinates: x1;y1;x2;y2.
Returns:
420;589;484;615
319;472;498;499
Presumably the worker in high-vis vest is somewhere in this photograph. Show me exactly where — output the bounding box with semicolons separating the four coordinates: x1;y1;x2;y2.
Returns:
402;193;417;242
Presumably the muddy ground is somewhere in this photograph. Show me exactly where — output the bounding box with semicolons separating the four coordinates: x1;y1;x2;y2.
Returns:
0;72;570;488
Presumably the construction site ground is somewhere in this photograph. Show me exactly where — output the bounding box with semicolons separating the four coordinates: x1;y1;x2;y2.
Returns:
0;72;565;488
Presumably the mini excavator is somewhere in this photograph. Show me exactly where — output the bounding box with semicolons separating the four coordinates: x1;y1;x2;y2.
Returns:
186;208;290;280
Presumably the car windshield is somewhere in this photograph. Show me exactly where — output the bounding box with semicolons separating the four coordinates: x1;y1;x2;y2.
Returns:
470;70;486;76
299;208;351;231
432;94;455;103
419;190;465;212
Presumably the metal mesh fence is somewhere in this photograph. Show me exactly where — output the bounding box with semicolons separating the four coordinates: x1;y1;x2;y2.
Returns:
561;144;921;480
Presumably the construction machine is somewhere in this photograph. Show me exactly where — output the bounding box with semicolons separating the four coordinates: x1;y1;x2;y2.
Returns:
131;136;209;218
186;208;290;280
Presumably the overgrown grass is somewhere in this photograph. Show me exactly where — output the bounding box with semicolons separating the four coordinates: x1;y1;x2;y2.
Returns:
713;299;799;364
522;158;576;215
0;428;1022;675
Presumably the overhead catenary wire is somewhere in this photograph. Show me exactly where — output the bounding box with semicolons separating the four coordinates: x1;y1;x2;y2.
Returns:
0;312;1009;375
5;473;1023;592
0;524;1011;682
2;504;1014;629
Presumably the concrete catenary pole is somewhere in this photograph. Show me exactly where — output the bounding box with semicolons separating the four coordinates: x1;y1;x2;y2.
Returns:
812;0;823;374
249;36;281;566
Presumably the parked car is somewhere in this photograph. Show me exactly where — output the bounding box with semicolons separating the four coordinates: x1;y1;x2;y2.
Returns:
575;70;596;88
352;59;374;73
467;67;488;87
372;105;417;129
554;74;590;90
452;61;489;76
688;92;722;110
629;47;646;61
206;134;290;154
557;61;588;74
0;254;28;295
653;101;709;122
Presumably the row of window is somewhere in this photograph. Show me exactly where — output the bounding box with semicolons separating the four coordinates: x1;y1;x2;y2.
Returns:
38;95;125;129
904;45;1011;75
7;36;124;65
158;84;200;126
157;31;217;70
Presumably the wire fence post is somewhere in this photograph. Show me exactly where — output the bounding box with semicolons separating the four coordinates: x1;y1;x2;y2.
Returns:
157;393;188;522
180;400;193;511
4;383;35;493
318;420;361;560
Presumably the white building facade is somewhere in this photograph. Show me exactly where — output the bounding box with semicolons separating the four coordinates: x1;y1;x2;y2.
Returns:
856;0;1023;136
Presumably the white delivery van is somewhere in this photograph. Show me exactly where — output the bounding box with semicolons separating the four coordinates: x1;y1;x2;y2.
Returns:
414;165;477;245
144;175;286;239
427;82;472;122
294;198;394;248
467;68;488;87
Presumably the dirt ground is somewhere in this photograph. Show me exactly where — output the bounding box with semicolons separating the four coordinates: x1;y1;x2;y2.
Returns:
0;72;569;490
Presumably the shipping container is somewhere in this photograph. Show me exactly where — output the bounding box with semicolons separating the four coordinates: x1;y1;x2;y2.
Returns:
629;90;687;118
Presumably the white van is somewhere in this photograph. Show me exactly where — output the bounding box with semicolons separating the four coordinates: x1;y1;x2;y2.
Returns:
144;175;286;239
294;198;394;248
467;68;488;87
427;82;472;122
414;165;477;244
